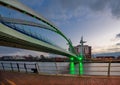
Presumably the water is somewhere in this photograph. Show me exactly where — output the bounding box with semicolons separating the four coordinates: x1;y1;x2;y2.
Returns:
0;61;120;76
76;63;120;76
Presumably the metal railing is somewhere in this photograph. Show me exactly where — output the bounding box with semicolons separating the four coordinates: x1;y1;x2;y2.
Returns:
0;61;120;76
80;59;120;76
0;62;39;73
75;62;120;76
0;62;69;74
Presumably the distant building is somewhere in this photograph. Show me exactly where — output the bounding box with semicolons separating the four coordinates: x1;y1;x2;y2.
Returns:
96;56;115;60
73;45;92;59
117;56;120;59
2;56;25;60
2;56;14;60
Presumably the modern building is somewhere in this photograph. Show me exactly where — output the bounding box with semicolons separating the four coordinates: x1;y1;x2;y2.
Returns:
73;45;92;59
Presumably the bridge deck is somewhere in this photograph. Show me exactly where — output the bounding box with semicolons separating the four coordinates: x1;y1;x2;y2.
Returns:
0;71;120;85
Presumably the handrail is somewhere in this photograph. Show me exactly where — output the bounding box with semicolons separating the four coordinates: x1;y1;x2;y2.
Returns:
0;62;70;74
0;61;120;76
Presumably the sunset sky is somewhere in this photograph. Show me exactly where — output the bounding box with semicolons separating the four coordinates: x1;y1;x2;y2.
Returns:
0;0;120;57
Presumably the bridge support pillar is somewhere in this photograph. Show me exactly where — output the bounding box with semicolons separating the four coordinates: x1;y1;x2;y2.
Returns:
78;61;83;75
69;57;75;74
78;56;83;75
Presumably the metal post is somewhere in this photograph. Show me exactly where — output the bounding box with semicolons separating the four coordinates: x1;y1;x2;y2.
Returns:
69;57;75;74
35;63;40;74
17;63;20;72
1;62;4;71
35;63;37;69
80;36;86;58
108;61;111;77
55;62;59;74
24;63;27;73
10;63;13;71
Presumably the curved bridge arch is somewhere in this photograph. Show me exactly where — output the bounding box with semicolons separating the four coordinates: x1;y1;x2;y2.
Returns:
0;0;77;55
0;16;57;32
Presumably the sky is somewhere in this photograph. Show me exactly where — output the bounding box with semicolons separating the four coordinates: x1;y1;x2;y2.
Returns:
0;0;120;57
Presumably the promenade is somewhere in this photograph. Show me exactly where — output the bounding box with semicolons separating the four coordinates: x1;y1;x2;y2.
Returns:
0;71;120;85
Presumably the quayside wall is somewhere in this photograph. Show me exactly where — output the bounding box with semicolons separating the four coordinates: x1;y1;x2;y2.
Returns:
0;71;120;85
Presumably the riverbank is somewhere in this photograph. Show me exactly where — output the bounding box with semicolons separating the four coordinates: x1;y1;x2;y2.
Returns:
0;71;120;85
0;60;120;63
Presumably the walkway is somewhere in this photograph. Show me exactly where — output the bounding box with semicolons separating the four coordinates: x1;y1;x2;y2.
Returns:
0;71;120;85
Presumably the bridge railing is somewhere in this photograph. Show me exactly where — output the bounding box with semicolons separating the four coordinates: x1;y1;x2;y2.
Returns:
1;22;58;47
0;62;69;74
0;60;120;76
0;62;38;73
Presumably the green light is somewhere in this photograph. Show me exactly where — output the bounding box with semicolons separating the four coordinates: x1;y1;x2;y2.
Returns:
78;57;82;61
79;54;84;59
79;62;83;75
70;62;75;74
78;55;83;75
69;57;75;74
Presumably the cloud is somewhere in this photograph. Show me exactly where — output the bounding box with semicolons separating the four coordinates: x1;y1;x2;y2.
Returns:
114;33;120;46
116;43;120;46
109;0;120;18
93;33;120;54
107;47;120;52
7;0;119;26
116;33;120;38
60;0;108;11
93;43;120;54
16;0;120;26
59;0;120;18
42;0;120;21
94;52;120;57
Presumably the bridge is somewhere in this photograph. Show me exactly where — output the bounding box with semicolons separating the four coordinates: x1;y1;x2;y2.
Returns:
0;0;83;74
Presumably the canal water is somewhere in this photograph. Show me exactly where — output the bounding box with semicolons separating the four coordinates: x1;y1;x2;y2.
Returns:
0;61;120;76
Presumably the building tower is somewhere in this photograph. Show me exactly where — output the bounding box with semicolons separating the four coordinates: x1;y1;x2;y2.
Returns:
73;37;91;59
80;36;86;58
